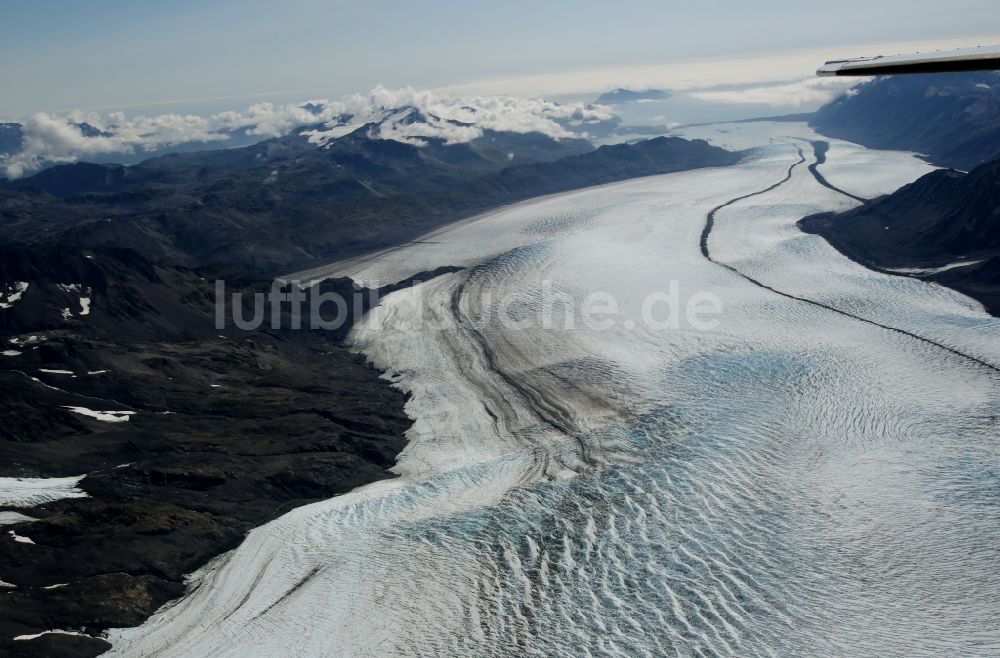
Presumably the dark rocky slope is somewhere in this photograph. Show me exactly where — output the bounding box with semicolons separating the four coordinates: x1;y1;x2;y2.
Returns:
811;72;1000;170
0;248;412;656
800;158;1000;314
1;134;739;275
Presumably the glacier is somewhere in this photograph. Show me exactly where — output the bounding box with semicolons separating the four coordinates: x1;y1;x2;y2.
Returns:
105;122;1000;657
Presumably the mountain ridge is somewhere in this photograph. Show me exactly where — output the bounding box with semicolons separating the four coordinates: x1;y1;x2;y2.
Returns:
810;72;1000;169
2;131;739;275
799;158;1000;314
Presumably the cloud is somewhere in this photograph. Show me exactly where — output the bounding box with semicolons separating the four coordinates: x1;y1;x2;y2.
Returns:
302;86;615;147
2;114;133;179
0;100;349;178
1;87;614;178
6;34;996;178
437;35;1000;99
688;77;862;108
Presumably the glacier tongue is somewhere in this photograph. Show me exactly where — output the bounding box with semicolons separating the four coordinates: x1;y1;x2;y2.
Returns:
105;123;1000;657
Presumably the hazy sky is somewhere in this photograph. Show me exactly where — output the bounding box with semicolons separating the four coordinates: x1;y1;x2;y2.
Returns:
3;0;1000;117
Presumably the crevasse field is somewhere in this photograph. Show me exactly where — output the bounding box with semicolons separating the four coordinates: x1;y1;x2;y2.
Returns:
106;123;1000;657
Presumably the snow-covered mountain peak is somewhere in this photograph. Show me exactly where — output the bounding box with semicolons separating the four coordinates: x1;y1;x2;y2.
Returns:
1;87;617;178
298;87;615;149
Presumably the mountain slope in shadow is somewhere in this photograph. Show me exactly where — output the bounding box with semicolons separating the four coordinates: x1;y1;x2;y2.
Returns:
811;72;1000;170
800;158;1000;314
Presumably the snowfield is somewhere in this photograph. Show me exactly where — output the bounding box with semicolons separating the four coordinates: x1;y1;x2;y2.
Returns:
62;406;136;423
0;282;29;309
106;123;1000;657
0;475;88;507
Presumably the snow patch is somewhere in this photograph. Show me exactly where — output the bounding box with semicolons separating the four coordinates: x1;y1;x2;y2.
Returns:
0;281;29;309
884;259;985;276
39;368;74;375
62;406;136;423
0;475;88;507
2;350;22;357
9;530;35;544
28;375;61;391
15;630;95;642
0;511;36;526
9;334;45;347
80;297;91;315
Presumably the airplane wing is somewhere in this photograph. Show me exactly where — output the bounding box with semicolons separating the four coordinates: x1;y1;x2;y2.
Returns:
818;44;1000;76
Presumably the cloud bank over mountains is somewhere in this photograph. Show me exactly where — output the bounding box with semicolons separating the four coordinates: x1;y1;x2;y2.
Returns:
0;73;871;180
2;104;319;179
303;86;615;147
688;77;860;107
3;35;994;180
0;86;615;179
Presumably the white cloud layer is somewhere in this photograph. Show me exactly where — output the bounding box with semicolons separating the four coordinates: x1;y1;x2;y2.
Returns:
302;86;614;147
5;34;998;179
437;35;1000;98
688;77;862;107
0;87;613;178
0;101;344;179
